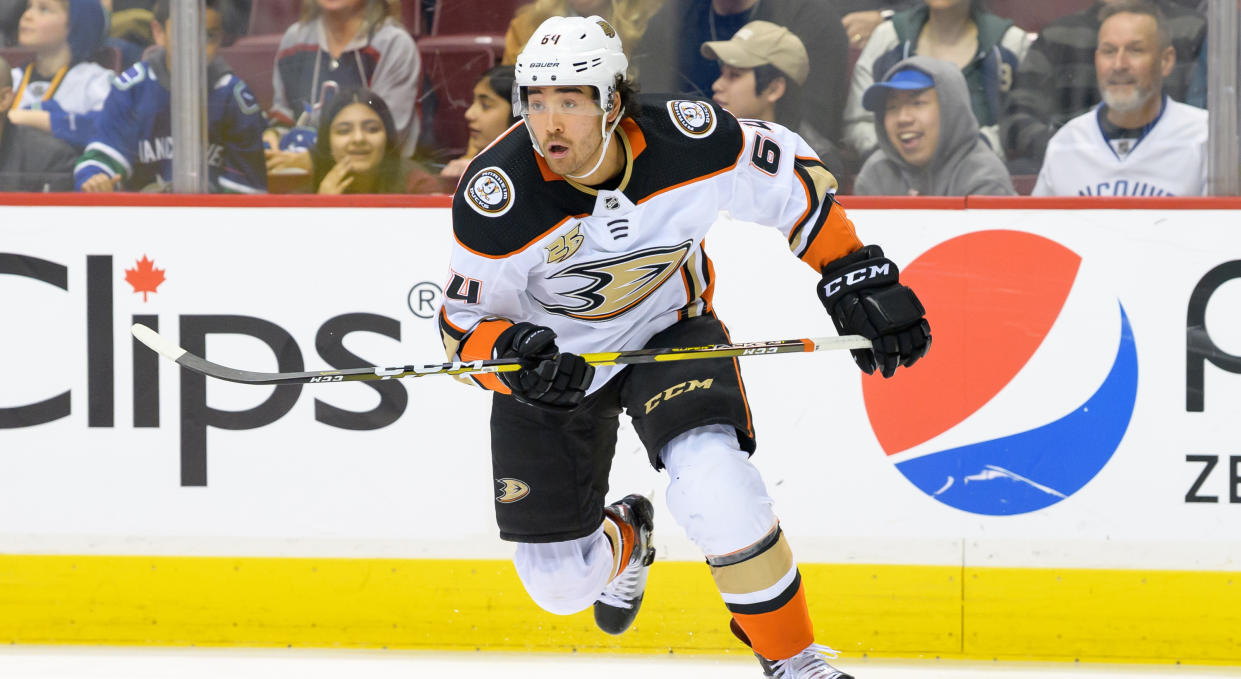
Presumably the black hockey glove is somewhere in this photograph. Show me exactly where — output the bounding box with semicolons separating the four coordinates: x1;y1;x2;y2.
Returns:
494;322;594;411
818;245;931;378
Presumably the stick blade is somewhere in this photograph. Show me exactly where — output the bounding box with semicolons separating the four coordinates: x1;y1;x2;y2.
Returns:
131;323;187;363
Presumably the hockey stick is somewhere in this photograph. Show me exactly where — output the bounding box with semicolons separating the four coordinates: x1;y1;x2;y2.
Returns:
131;323;872;387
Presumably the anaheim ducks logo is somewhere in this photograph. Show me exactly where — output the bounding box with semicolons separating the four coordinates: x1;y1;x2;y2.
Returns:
597;20;616;38
536;241;692;321
667;100;716;138
496;478;531;503
465;167;514;217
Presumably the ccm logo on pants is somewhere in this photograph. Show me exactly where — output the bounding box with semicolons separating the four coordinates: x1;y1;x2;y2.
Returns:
645;378;714;414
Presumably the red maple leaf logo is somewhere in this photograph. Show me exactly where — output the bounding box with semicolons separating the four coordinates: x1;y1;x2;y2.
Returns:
125;255;166;302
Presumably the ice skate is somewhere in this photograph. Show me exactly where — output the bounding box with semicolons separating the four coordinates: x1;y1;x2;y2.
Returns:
593;494;655;635
731;619;854;678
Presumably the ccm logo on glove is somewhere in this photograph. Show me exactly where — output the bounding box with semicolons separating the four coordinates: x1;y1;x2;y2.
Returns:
821;262;894;296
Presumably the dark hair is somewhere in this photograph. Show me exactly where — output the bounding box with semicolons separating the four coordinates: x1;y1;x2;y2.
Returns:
615;75;642;120
154;0;220;25
1098;0;1171;49
312;87;406;193
753;64;803;128
480;65;517;112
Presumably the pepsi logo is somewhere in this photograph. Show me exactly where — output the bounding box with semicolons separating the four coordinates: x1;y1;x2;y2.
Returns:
863;230;1138;515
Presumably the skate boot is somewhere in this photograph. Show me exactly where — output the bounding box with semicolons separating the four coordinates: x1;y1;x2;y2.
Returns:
593;494;655;635
730;618;855;679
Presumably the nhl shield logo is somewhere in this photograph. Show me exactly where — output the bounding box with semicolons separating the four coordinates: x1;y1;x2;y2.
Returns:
667;100;716;139
466;167;515;217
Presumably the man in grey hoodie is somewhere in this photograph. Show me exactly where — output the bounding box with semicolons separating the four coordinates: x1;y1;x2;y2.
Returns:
853;56;1015;196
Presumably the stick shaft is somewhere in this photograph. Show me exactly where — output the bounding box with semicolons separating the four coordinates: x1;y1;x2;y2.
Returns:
130;324;870;386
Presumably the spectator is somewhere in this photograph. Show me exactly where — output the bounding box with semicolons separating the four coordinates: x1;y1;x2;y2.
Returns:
0;54;77;189
854;56;1015;195
838;1;918;50
74;0;266;192
311;87;412;193
101;0;153;70
1002;0;1205;167
264;0;420;176
1033;0;1206;196
438;64;518;184
502;0;661;64
843;0;1032;162
701;20;843;170
6;0;113;149
631;0;849;148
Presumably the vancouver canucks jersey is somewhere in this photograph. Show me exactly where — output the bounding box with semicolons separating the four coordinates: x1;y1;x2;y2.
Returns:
440;95;862;394
73;53;266;193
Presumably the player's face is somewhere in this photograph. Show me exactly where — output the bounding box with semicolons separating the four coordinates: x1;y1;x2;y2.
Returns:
712;65;767;120
525;85;608;176
18;0;69;51
883;88;940;168
465;78;512;151
1096;12;1174;114
329;102;387;174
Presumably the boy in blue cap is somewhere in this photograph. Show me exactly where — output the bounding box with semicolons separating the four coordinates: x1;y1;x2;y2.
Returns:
853;56;1014;196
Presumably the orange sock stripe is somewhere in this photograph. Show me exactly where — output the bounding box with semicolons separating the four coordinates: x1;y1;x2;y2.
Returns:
600;512;632;581
730;577;814;662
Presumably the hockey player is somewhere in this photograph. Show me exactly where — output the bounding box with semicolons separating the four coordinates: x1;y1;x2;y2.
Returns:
440;15;930;679
73;0;265;193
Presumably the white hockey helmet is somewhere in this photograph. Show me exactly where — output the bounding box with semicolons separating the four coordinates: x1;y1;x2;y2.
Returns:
512;15;629;167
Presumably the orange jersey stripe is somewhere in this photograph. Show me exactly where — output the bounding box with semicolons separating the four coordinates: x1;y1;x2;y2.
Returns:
461;319;513;394
799;200;863;272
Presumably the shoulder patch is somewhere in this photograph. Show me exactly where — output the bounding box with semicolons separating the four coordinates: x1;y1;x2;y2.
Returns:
666;99;717;139
112;63;148;91
464;167;516;217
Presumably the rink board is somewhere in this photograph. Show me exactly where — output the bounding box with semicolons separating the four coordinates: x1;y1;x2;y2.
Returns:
1;196;1239;662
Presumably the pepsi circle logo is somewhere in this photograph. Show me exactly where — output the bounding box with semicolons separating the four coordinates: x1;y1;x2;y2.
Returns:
863;231;1138;515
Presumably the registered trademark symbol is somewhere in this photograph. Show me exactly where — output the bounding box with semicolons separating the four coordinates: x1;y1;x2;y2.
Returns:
408;282;442;319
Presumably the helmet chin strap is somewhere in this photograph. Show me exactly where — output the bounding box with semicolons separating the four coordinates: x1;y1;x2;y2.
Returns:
566;106;625;180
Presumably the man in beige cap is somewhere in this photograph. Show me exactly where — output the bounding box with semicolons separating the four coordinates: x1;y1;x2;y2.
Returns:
702;20;842;169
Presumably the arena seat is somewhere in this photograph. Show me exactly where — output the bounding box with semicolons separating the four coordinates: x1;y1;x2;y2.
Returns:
418;34;504;156
431;0;525;36
986;0;1095;34
1010;174;1038;196
218;34;282;112
402;0;424;36
1;45;120;72
0;46;34;68
247;0;301;36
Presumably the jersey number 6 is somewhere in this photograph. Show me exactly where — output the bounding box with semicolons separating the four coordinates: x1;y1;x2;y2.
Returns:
750;133;782;175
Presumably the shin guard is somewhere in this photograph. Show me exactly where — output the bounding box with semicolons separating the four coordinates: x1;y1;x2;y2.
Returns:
709;525;813;661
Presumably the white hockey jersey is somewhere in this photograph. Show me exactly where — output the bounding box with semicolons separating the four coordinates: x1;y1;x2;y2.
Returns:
1033;96;1208;197
440;95;862;394
10;62;113;114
